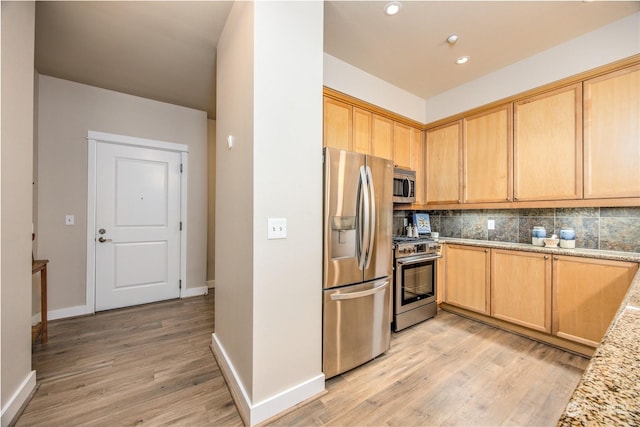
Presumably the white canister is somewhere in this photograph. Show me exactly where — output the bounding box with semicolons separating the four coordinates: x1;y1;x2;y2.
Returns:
559;227;576;249
532;226;546;246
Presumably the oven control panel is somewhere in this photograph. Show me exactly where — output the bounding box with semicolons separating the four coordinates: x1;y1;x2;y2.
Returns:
395;242;441;258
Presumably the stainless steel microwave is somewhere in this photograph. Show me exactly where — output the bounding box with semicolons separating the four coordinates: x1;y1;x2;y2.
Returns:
393;168;416;203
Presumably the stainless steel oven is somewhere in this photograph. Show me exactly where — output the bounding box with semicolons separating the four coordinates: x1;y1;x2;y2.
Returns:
393;238;440;332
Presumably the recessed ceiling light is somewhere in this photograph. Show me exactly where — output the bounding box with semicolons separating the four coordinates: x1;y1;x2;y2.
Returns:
456;56;470;65
384;1;402;16
447;34;458;44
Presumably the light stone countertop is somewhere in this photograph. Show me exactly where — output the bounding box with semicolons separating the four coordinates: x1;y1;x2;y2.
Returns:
438;237;640;263
434;238;640;425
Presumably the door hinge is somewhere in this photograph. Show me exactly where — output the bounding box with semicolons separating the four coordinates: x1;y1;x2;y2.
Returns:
180;221;183;231
180;164;183;173
179;280;182;289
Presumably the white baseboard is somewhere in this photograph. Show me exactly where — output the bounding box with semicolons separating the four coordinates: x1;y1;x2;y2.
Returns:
211;333;325;426
1;370;36;427
207;280;215;288
211;333;251;424
46;289;209;321
48;304;92;321
181;286;209;298
31;313;41;326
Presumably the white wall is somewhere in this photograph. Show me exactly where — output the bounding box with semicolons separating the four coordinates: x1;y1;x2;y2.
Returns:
252;0;323;404
214;0;255;408
206;119;216;286
214;1;324;425
37;75;208;317
425;11;640;123
1;2;37;425
324;53;426;123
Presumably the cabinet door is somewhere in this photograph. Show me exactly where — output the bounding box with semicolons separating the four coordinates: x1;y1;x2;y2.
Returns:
444;244;490;314
584;64;640;198
393;122;411;169
323;96;352;151
514;84;582;201
491;249;551;332
426;121;462;204
410;127;425;205
372;114;393;160
353;107;372;155
464;104;513;203
552;256;638;347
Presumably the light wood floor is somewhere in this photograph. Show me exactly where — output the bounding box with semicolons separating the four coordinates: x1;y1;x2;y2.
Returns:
17;293;588;426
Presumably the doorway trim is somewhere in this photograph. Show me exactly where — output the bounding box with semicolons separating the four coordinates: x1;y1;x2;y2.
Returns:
86;131;189;313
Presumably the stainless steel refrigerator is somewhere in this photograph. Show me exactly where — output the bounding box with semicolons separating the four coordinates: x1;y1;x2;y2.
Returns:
323;147;393;378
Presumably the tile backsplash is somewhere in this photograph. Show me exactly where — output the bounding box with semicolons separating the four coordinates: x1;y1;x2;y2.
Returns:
394;207;640;253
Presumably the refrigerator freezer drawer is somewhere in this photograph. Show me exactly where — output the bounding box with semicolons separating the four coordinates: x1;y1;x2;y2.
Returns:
323;279;391;378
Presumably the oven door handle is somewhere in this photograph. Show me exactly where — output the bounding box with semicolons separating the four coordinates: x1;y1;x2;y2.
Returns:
330;281;388;301
397;255;441;266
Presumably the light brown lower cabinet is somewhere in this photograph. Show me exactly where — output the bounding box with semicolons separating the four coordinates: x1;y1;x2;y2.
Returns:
436;246;446;304
443;245;638;350
491;249;551;333
443;244;490;314
552;255;638;347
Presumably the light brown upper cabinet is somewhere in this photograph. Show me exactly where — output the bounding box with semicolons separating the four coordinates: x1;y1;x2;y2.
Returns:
514;84;583;201
372;114;394;160
353;107;372;155
323;96;352;151
394;123;425;204
426;121;462;204
584;64;640;199
463;104;513;203
393;122;412;169
410;127;425;205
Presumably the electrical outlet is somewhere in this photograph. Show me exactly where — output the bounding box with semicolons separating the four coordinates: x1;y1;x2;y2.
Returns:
487;219;495;230
267;218;287;239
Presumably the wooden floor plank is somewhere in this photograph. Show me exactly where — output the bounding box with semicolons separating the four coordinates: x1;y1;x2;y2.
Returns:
17;293;588;426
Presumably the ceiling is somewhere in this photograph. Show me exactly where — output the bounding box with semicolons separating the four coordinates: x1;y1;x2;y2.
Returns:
34;1;640;120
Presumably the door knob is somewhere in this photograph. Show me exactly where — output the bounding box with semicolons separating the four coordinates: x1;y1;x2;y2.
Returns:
98;236;112;243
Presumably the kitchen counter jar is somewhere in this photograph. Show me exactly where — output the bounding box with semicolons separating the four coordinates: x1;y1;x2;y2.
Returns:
560;227;576;249
532;226;546;246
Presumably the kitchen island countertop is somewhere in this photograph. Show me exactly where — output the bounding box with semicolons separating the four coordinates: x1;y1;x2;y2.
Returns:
435;238;640;425
556;265;640;426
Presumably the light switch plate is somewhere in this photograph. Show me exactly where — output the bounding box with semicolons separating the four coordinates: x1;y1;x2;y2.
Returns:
268;218;287;239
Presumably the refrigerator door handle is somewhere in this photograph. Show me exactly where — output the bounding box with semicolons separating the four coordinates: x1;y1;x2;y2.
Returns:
357;165;370;271
364;165;376;269
329;280;388;301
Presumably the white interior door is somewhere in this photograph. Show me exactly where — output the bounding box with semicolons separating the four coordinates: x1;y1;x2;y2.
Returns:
95;142;181;311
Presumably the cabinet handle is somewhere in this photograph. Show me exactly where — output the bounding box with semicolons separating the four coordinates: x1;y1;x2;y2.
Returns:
553;256;559;260
458;200;462;204
506;197;510;201
544;255;549;259
514;196;519;201
484;249;488;253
